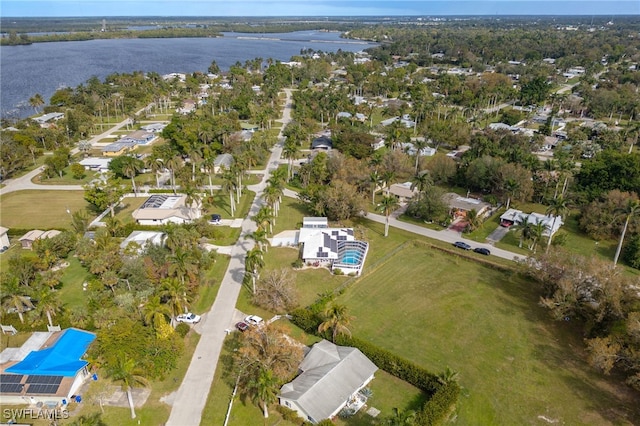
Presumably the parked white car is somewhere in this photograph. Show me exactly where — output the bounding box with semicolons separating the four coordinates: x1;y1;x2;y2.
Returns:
176;313;201;324
244;315;264;326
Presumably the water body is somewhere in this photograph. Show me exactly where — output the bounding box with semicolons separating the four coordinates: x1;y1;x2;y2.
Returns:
1;31;376;119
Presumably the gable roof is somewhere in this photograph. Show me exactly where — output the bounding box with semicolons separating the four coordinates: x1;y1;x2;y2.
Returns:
279;340;377;422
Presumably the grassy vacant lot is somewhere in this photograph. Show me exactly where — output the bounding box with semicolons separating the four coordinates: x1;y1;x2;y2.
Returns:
338;243;640;425
0;190;93;229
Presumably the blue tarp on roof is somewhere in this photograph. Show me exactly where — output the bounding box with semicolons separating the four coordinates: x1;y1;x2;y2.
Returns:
6;329;96;377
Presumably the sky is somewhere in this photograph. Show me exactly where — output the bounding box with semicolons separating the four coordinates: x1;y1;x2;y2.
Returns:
1;0;639;17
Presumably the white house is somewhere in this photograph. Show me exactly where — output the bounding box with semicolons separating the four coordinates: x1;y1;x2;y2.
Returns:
120;231;165;252
33;112;64;126
19;229;61;250
279;340;378;424
79;157;111;172
500;208;564;237
0;226;10;248
132;194;201;225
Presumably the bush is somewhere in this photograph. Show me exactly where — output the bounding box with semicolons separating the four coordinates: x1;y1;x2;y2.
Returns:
333;268;344;275
292;258;304;269
623;233;640;269
276;405;304;424
417;382;461;425
175;322;191;338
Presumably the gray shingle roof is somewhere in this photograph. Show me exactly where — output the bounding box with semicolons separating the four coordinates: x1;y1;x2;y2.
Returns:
279;340;377;422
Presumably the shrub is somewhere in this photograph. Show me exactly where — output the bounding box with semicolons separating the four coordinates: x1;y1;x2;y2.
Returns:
175;322;191;338
333;268;344;275
292;258;304;269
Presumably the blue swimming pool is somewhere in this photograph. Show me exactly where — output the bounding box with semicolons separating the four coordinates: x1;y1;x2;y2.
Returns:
340;249;360;264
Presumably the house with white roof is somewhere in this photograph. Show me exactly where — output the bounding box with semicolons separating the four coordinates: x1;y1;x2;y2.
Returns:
132;195;201;225
120;231;165;253
79;157;111;172
499;208;564;237
33;112;64;126
279;340;378;424
0;226;10;249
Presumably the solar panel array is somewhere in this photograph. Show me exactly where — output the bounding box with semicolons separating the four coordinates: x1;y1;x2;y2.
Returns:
0;374;24;394
26;384;59;394
1;383;23;393
26;375;63;385
1;374;24;383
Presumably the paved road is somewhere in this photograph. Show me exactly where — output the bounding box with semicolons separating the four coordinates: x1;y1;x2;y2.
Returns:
281;188;525;263
165;88;293;426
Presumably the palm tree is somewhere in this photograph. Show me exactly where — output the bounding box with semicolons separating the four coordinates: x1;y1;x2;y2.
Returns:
221;167;237;217
68;412;107;426
120;155;141;193
245;247;265;294
545;196;569;253
245;229;269;253
381;170;396;195
282;138;299;180
107;356;149;419
530;221;548;253
29;93;44;114
385;407;417;425
437;367;460;385
160;278;190;324
182;185;202;221
165;156;182;195
613;198;640;266
34;287;62;327
253;206;274;235
411;138;430;174
369;170;382;205
318;303;354;342
1;282;34;324
168;248;198;286
503;178;520;211
465;209;482;233
246;367;279;418
513;215;533;249
410;171;433;203
378;195;400;237
141;295;171;329
145;156;165;189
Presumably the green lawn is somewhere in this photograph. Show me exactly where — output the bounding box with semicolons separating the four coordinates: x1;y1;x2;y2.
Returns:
0;190;93;229
337;243;640;425
35;166;96;185
192;254;230;313
58;255;93;310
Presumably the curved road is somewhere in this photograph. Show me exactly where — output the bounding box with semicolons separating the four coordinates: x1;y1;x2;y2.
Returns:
165;89;293;426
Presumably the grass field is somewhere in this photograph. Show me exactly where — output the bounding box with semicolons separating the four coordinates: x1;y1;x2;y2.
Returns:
338;242;640;425
0;190;93;229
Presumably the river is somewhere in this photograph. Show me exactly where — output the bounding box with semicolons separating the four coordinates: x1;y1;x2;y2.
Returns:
0;31;376;119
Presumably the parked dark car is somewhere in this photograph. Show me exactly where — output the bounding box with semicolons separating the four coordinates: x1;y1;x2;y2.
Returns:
474;247;491;256
210;214;222;225
453;241;472;250
235;321;249;332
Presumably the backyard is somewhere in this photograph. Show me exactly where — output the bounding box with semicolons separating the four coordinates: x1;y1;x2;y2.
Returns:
0;190;92;229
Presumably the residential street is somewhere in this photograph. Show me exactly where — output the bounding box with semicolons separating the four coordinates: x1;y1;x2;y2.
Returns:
165;89;293;426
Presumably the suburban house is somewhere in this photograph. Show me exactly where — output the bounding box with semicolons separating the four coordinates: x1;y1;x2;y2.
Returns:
0;226;9;249
33;112;64;127
119;130;156;145
18;230;61;250
311;136;333;150
389;182;418;202
176;99;196;115
279;340;378;424
270;217;369;276
442;193;492;219
141;122;167;133
132;194;201;225
499;208;564;236
120;230;166;253
213;153;234;173
78;157;111;172
101;140;136;157
0;328;96;405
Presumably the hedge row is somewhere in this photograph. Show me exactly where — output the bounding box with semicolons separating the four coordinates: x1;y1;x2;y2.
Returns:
290;307;460;425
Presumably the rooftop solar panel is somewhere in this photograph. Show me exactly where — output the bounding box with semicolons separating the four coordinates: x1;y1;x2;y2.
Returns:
26;375;63;385
0;383;24;393
26;384;60;395
1;374;24;384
